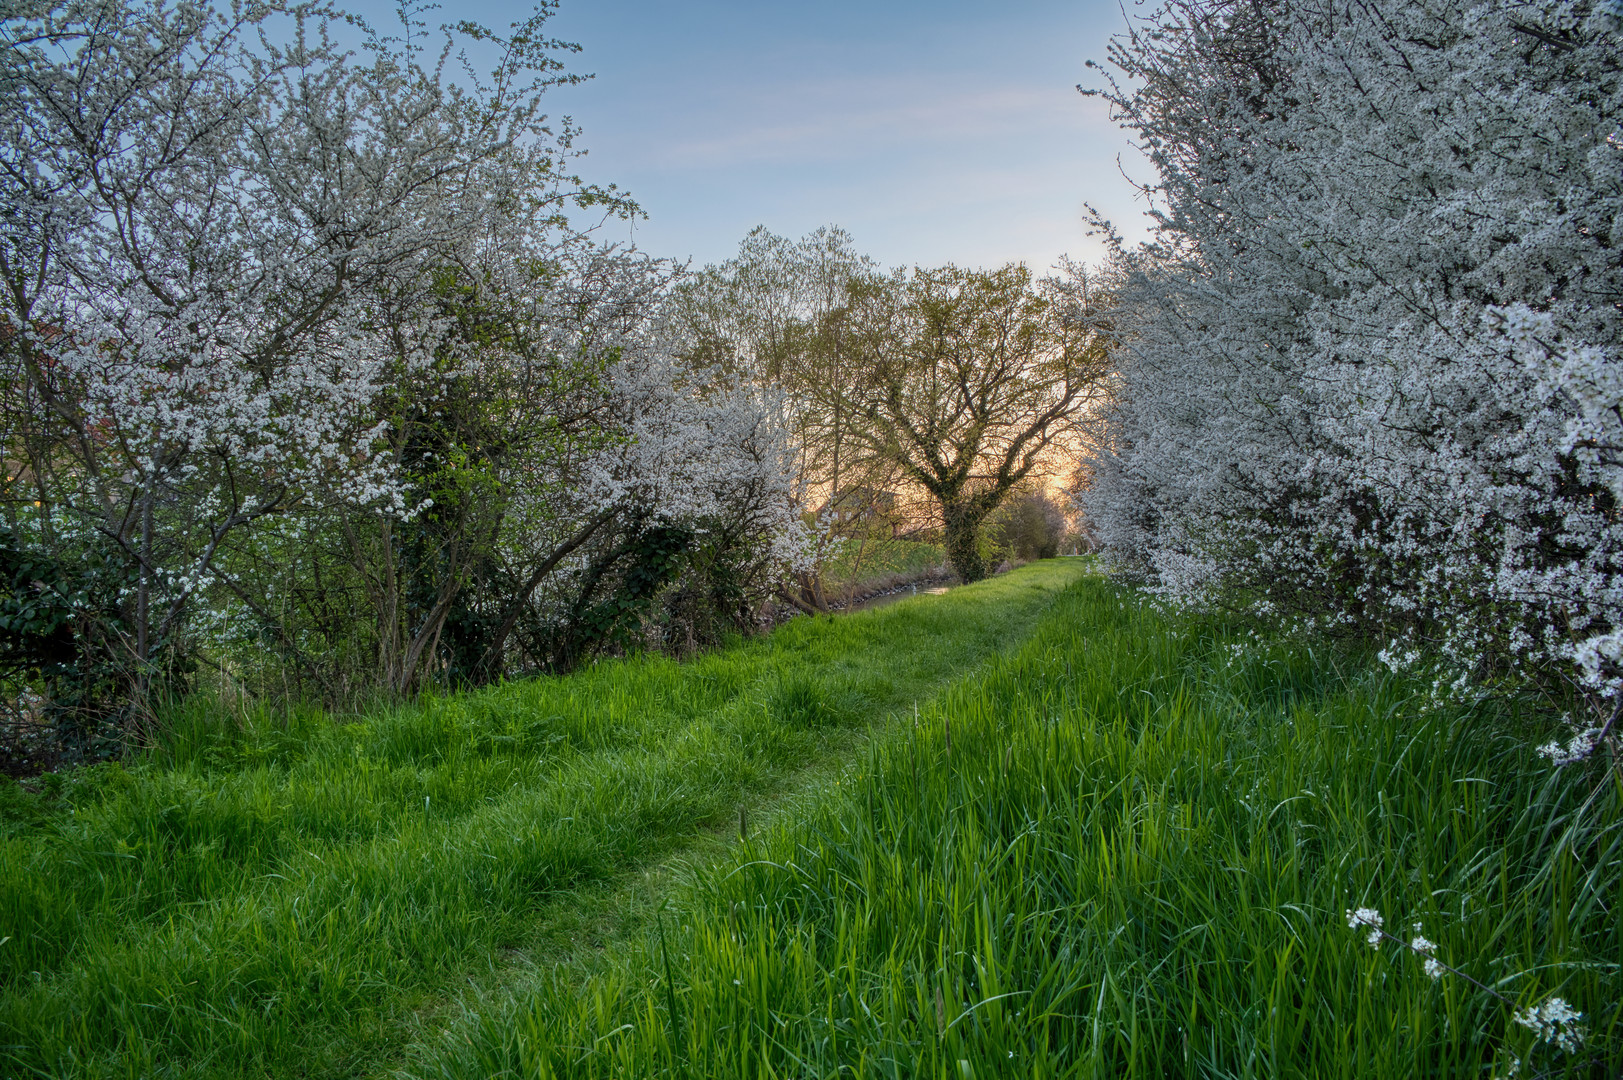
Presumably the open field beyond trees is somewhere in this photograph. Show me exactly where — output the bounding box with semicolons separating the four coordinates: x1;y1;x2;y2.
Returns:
2;563;1617;1077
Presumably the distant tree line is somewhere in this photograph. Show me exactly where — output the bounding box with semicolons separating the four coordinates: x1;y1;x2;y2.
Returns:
672;227;1112;598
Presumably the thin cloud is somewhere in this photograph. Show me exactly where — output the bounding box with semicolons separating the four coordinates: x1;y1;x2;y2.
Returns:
628;82;1115;170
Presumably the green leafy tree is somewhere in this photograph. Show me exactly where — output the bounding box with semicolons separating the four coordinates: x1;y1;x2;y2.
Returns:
669;227;891;610
832;263;1112;582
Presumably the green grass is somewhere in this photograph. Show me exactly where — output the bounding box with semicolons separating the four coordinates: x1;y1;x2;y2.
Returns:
0;561;1085;1078
822;536;946;589
411;574;1622;1080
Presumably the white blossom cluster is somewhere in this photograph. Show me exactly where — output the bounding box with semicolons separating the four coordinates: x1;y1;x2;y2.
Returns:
1345;906;1384;948
1082;0;1623;709
579;345;816;567
1534;715;1608;766
465;242;811;571
1512;997;1588;1055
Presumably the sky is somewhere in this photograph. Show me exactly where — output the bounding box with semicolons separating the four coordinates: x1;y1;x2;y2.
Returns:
364;0;1155;273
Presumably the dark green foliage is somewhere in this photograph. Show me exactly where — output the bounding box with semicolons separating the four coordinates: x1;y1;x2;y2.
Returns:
396;373;510;685
554;523;693;671
0;528;133;772
655;518;768;655
0;529;79;684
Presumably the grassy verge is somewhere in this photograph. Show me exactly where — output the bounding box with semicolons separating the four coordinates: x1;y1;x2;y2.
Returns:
823;537;946;588
0;561;1085;1078
413;573;1622;1080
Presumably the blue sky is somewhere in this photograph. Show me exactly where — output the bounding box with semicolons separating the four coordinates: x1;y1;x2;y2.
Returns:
379;1;1153;272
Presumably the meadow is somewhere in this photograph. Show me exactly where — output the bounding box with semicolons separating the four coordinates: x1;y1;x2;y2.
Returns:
413;574;1621;1080
0;562;1079;1078
3;562;1618;1078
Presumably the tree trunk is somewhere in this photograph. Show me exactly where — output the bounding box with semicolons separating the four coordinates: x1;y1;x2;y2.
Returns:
942;498;987;584
130;476;157;738
794;569;828;613
394;569;461;695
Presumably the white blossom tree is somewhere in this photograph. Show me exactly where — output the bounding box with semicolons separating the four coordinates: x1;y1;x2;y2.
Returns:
667;226;880;611
1083;0;1623;727
1;0;810;728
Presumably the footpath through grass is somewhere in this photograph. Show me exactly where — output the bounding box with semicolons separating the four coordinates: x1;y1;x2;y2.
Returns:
414;573;1622;1080
0;561;1085;1078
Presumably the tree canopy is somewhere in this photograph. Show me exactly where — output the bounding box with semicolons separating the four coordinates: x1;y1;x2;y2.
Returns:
832;263;1112;581
0;0;812;761
1083;0;1623;713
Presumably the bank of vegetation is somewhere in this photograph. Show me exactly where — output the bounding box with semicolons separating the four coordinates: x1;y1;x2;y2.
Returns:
1083;0;1623;726
0;2;1095;774
3;0;1622;1074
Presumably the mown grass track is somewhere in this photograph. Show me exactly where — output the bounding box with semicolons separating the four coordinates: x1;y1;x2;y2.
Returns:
0;561;1086;1078
414;573;1622;1080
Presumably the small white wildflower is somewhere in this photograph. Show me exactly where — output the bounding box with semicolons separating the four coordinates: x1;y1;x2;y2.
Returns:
1423;957;1445;980
1512;997;1586;1054
1346;907;1382;928
1346;907;1384;947
1410;935;1435;954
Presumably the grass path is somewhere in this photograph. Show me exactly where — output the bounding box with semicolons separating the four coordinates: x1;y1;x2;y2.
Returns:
0;561;1085;1079
411;573;1622;1080
397;709;876;1061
